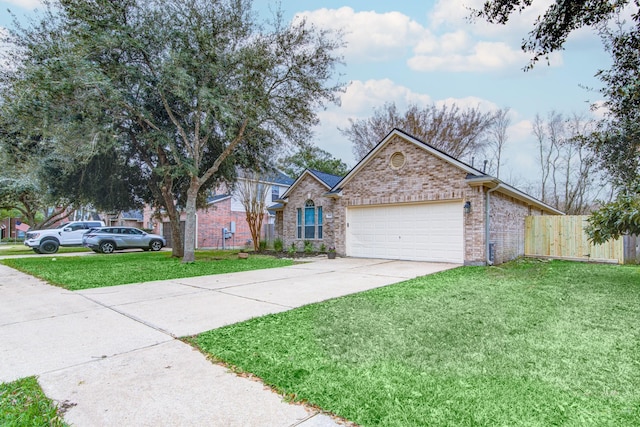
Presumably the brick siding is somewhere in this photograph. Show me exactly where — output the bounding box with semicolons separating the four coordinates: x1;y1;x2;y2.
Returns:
277;133;550;265
279;173;335;252
143;199;271;249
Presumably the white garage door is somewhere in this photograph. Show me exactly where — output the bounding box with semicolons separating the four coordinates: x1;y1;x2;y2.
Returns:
346;202;464;263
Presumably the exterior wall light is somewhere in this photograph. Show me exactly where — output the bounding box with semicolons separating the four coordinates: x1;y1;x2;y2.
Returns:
464;201;471;214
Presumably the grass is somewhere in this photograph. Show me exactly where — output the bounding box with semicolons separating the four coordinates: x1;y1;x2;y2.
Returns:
0;377;68;427
0;244;90;256
1;250;293;290
191;259;640;427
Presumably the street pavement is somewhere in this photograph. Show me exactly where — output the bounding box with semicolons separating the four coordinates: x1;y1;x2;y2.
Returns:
0;256;458;426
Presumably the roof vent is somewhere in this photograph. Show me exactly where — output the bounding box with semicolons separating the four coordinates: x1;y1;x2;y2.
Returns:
390;152;405;169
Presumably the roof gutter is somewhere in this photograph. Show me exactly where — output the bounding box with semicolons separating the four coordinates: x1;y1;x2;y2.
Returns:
485;183;502;266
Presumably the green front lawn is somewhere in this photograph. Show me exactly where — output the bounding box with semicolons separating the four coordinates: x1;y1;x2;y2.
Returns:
192;260;640;427
0;245;90;256
1;251;293;290
0;377;68;427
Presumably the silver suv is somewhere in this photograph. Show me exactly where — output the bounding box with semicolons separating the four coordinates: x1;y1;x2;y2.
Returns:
24;220;105;254
83;226;166;253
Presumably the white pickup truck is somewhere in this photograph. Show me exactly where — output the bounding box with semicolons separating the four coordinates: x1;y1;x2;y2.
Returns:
24;220;105;254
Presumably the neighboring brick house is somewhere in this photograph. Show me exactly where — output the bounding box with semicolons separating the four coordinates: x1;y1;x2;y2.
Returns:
275;128;563;265
105;210;144;228
143;171;294;249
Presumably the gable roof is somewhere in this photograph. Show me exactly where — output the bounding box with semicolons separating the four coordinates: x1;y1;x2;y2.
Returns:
331;128;563;215
280;168;345;200
264;170;295;186
308;169;343;188
333;128;486;189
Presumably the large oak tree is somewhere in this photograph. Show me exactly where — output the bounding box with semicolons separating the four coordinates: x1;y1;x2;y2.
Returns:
2;0;344;261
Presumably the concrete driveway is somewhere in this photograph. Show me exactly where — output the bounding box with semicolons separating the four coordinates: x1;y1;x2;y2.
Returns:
0;257;458;426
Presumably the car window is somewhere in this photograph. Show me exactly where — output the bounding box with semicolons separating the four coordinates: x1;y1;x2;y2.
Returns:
68;223;85;231
130;229;143;235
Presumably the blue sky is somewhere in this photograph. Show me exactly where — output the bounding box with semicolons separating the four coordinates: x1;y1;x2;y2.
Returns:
1;0;613;184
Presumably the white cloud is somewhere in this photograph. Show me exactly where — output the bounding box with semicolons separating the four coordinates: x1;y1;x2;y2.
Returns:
295;7;432;63
340;79;432;113
590;100;609;120
509;119;534;142
409;40;530;72
297;5;563;73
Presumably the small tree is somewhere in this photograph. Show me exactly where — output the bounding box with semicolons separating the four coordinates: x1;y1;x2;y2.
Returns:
236;171;269;252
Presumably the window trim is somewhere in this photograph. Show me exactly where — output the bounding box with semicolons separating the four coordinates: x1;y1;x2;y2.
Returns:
296;199;323;240
304;200;316;239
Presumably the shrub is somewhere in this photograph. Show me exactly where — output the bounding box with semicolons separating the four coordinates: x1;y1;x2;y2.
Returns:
274;238;284;252
304;240;314;253
258;240;267;252
288;242;297;256
319;243;327;253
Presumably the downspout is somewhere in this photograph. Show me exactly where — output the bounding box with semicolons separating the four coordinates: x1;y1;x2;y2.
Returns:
485;184;502;265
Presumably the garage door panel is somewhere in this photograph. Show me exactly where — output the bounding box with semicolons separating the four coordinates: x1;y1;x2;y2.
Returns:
346;202;463;263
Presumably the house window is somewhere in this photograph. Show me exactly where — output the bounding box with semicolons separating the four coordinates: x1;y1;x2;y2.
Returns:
297;200;323;240
272;186;279;202
304;200;316;238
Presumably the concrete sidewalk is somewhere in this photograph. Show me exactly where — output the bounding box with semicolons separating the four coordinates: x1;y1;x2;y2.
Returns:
0;257;458;426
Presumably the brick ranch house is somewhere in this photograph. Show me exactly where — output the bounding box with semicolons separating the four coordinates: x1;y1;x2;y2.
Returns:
142;172;294;249
274;128;563;265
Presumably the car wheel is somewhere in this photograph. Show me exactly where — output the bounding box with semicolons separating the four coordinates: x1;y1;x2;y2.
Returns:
150;240;163;251
99;241;115;254
40;240;59;254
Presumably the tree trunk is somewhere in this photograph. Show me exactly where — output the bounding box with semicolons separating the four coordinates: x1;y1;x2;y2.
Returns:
160;186;184;258
182;177;200;263
245;210;262;251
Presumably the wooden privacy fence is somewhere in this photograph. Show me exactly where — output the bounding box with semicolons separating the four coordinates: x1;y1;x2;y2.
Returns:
525;215;638;264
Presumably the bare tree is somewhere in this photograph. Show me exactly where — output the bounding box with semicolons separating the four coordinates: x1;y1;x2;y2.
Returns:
236;171;269;252
532;112;561;203
340;102;496;161
486;107;511;178
532;112;604;213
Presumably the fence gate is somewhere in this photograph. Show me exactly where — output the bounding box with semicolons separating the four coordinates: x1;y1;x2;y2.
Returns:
525;215;626;264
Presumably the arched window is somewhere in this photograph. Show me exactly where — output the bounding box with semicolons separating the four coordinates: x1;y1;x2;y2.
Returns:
304;200;316;239
296;200;323;240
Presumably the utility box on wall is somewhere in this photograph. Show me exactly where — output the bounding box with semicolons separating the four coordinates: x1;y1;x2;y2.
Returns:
488;242;496;264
